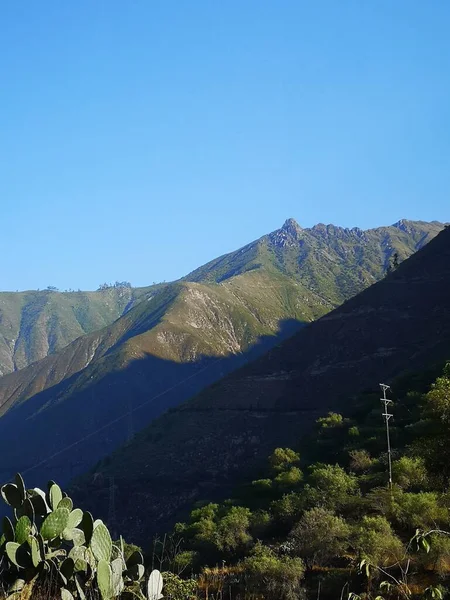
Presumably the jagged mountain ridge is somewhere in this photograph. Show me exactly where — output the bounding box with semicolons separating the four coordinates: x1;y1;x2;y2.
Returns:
0;219;442;379
1;218;441;410
72;225;450;543
185;218;443;303
0;219;443;493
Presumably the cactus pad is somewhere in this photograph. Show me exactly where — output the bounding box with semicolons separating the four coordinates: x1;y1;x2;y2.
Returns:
79;511;94;545
148;570;163;600
58;497;73;511
15;516;32;545
28;535;42;568
28;488;50;517
6;542;21;567
60;557;75;582
67;508;83;529
61;588;74;600
3;516;15;542
48;483;63;511
126;550;144;569
1;484;23;508
91;522;112;563
111;557;125;597
40;507;70;540
97;559;112;600
14;474;26;504
126;563;145;581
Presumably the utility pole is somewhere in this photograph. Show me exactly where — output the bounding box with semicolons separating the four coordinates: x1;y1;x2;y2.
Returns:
380;383;393;489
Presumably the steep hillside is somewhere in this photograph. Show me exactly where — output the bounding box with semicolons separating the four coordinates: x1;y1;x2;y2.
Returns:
0;271;322;485
0;285;155;375
0;219;443;498
73;225;450;542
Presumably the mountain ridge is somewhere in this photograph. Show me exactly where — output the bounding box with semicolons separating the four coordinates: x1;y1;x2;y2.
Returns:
71;225;450;542
0;218;444;499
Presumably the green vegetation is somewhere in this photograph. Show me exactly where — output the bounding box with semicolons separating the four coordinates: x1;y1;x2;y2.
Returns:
0;474;163;600
0;285;156;376
148;364;450;599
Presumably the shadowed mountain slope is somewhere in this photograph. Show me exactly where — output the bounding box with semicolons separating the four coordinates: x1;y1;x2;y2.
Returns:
72;225;450;543
0;219;444;500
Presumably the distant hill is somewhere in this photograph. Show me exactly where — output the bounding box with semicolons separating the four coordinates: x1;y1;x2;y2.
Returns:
0;219;444;493
71;225;450;543
0;285;156;376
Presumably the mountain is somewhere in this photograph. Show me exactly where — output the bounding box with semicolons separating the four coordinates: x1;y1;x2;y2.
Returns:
0;285;155;376
0;219;441;381
185;218;443;304
0;219;444;491
71;224;450;543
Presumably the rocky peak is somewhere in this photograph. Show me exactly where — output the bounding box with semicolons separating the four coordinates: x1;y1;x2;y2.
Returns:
281;218;303;237
268;218;303;248
393;219;413;234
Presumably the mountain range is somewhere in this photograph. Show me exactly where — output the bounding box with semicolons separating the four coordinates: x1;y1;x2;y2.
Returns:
73;223;450;543
0;218;444;498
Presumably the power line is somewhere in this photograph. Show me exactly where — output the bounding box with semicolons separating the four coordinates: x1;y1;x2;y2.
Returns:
21;357;221;477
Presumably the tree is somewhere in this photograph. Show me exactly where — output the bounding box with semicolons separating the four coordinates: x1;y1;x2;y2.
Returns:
352;515;403;567
271;492;305;526
306;463;359;510
349;449;374;473
249;510;272;538
215;506;252;553
274;466;303;490
387;252;400;274
392;456;428;490
240;542;305;600
425;369;450;424
289;507;350;568
396;492;448;529
317;412;344;429
269;448;300;473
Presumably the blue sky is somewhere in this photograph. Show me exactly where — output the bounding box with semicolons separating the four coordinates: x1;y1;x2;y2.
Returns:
1;1;449;291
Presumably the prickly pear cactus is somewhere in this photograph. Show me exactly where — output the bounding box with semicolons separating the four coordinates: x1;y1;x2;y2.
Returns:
0;472;158;600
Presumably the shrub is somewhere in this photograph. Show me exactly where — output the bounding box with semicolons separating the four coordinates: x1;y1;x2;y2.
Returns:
269;448;301;473
352;515;404;567
317;412;344;429
289;507;350;568
240;542;305;600
161;571;197;600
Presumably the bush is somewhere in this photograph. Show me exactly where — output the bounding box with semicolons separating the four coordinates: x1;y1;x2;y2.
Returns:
349;449;374;473
352;515;403;567
317;412;344;429
240;542;305;600
274;466;303;490
215;506;252;553
269;448;301;473
392;456;428;490
307;463;359;510
161;571;198;600
289;507;350;568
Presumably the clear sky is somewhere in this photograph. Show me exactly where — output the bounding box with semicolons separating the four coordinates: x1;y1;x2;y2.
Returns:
1;1;449;291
